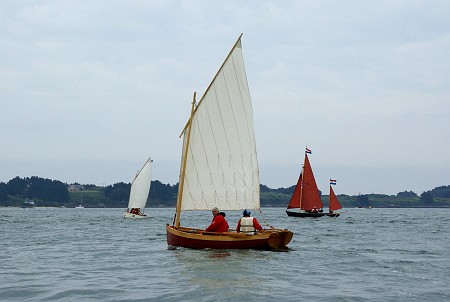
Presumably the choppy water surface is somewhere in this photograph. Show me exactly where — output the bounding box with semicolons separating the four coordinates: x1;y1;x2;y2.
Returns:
1;207;449;301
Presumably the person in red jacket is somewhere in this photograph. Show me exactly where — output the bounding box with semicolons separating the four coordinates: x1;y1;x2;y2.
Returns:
205;207;229;233
236;209;262;235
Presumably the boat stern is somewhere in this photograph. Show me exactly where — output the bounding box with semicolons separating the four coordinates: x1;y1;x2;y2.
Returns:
267;229;293;251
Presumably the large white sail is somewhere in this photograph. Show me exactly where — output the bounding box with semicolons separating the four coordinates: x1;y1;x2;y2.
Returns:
127;158;152;209
180;38;260;211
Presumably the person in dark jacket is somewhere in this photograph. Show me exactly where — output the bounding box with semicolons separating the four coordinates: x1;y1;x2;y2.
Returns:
205;207;229;232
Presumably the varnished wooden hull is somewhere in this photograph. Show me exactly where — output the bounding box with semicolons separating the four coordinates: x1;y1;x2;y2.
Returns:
166;224;293;251
286;210;340;218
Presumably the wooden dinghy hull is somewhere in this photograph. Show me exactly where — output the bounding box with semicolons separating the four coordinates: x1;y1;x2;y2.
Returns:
166;224;293;251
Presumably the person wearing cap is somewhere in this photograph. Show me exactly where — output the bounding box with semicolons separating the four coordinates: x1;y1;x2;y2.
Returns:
236;209;262;235
205;207;229;233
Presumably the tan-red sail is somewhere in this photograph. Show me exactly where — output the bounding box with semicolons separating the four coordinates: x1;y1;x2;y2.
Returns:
302;154;323;210
329;185;342;212
286;153;323;211
287;173;302;209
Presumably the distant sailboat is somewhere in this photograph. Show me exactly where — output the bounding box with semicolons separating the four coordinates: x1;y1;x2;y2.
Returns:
123;157;152;219
75;195;84;208
328;179;342;217
286;148;340;217
21;199;35;208
166;34;293;250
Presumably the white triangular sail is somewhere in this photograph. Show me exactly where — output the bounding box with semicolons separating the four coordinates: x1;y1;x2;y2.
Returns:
127;158;152;209
180;37;260;211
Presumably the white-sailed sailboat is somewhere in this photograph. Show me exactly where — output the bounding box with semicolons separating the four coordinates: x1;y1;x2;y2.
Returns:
166;34;293;250
75;194;84;208
123;157;153;219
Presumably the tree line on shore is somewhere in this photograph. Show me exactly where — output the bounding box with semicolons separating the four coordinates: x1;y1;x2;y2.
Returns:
1;176;449;208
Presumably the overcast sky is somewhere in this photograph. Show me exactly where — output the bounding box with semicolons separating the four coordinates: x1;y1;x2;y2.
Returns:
1;1;449;195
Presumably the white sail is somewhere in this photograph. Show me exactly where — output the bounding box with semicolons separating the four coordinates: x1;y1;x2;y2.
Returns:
180;38;260;211
127;158;152;209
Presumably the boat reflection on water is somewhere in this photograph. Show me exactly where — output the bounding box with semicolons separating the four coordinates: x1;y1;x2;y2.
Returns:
206;250;232;259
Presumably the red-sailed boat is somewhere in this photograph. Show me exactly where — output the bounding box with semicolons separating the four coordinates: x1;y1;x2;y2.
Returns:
286;149;341;217
328;181;342;217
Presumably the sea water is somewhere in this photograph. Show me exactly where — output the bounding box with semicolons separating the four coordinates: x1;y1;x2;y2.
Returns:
1;207;449;301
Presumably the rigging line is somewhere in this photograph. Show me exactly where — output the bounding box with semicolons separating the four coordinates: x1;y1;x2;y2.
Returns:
258;208;274;229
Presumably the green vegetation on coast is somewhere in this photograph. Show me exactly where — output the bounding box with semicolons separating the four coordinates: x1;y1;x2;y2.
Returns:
1;176;449;208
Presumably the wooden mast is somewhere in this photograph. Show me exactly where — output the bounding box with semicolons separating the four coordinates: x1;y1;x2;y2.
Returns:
174;92;196;227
